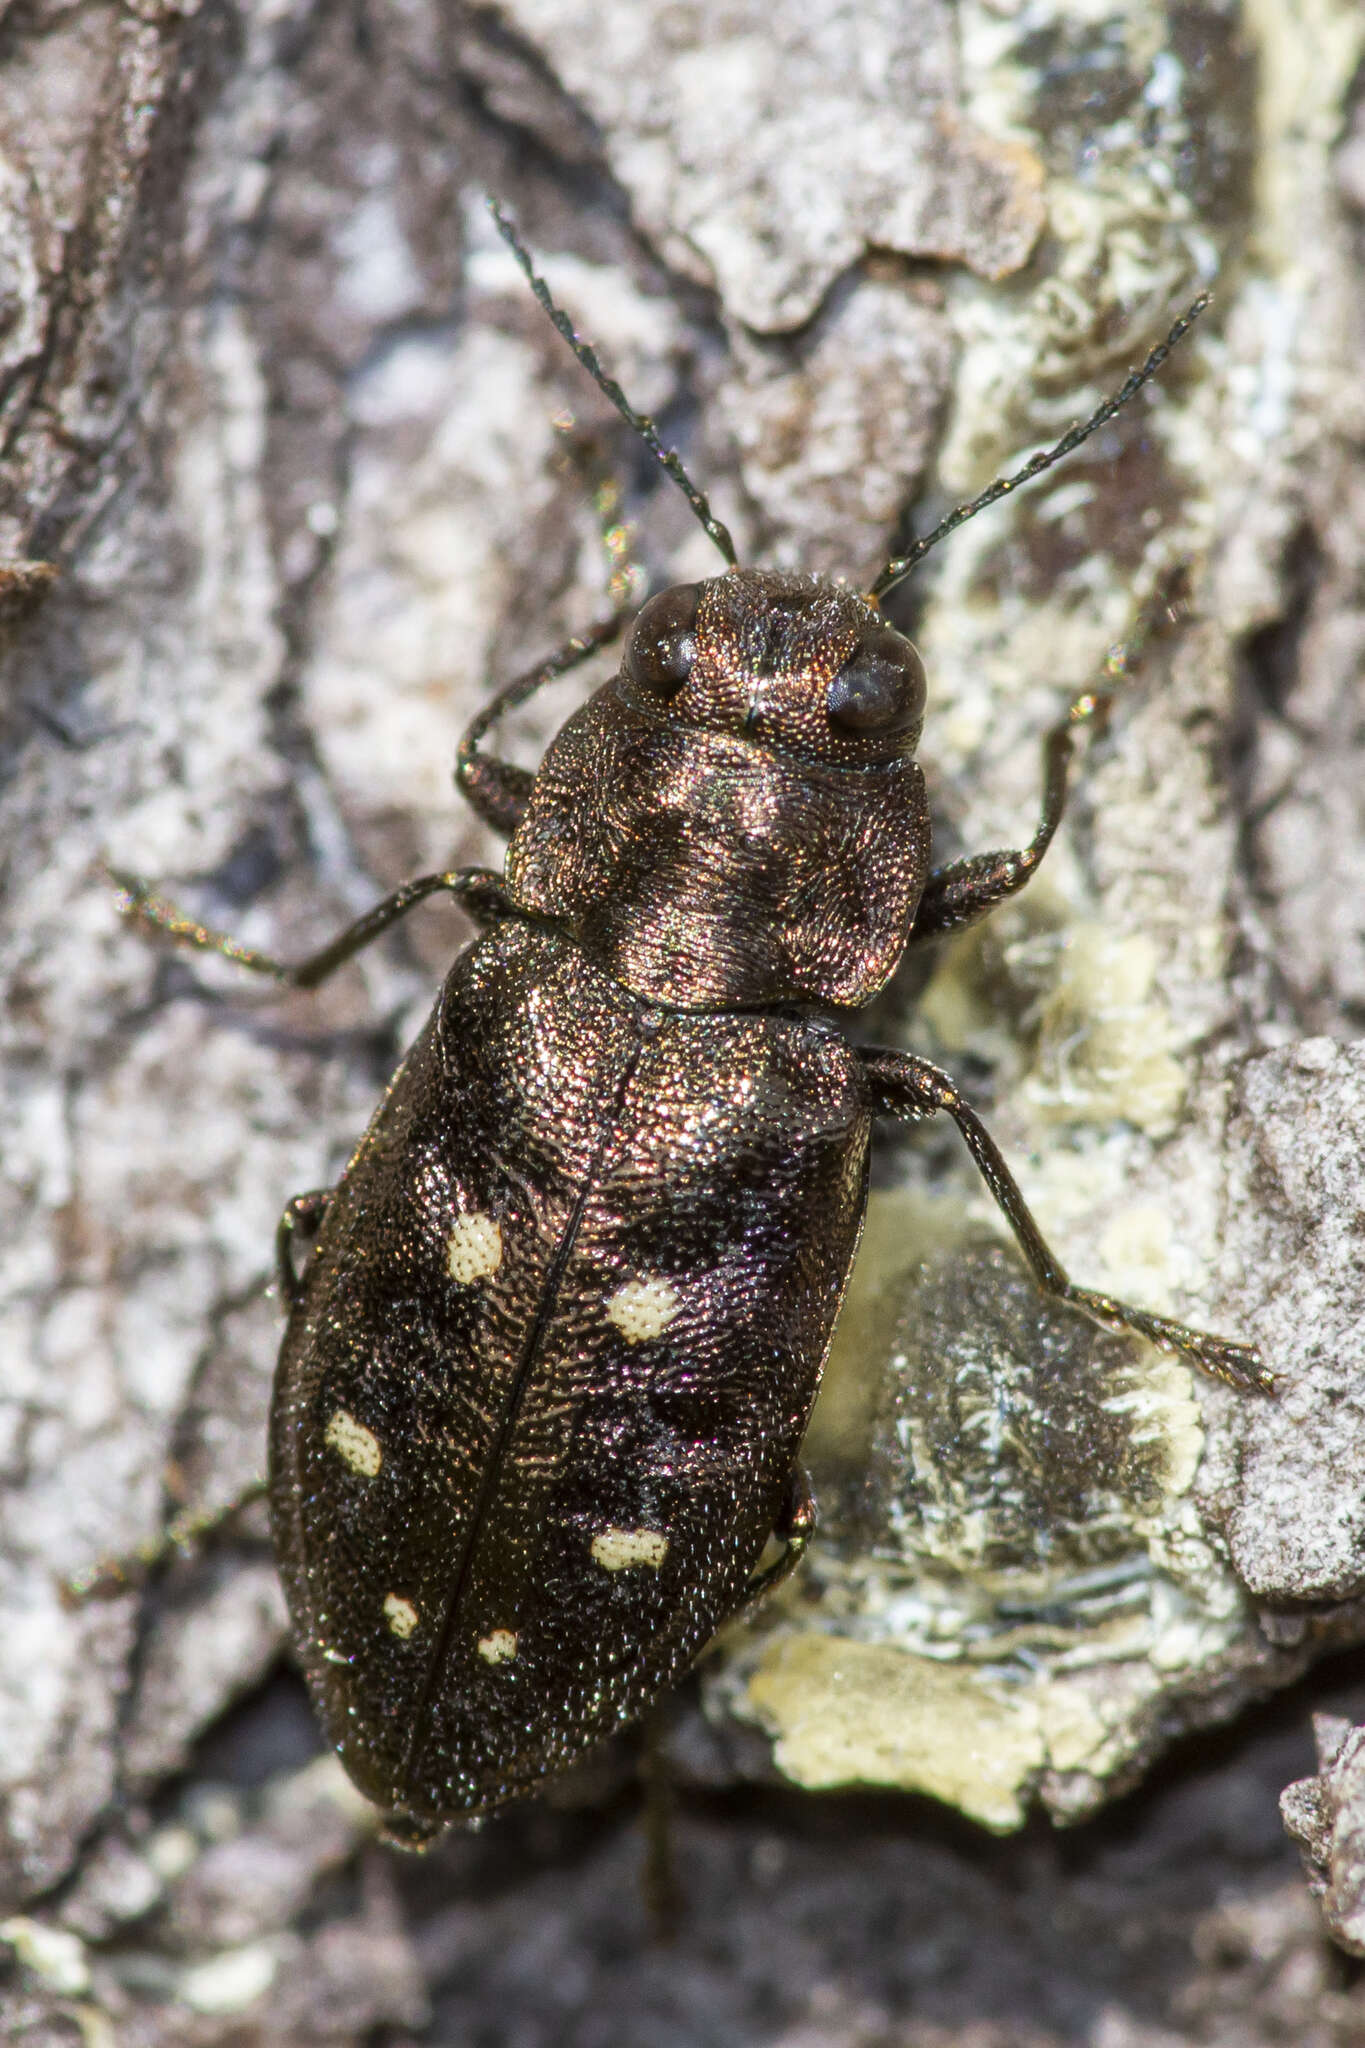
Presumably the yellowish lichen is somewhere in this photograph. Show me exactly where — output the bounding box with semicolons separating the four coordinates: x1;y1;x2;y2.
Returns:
804;1188;974;1474
745;1635;1046;1830
1020;925;1188;1135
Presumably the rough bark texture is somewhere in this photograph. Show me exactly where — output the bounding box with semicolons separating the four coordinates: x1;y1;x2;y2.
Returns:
2;0;1365;2040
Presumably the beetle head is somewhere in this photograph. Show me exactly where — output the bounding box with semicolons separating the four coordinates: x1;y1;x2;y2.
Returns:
617;571;927;765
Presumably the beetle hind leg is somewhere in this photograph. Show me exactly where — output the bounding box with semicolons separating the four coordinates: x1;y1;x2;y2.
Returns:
277;1189;332;1307
61;1478;268;1605
744;1463;818;1607
639;1699;683;1935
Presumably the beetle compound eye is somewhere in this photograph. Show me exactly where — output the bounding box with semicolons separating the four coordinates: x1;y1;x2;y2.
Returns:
625;583;701;698
827;628;927;737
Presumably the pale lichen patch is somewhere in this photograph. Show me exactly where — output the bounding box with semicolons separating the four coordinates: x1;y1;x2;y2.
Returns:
383;1593;419;1638
447;1211;502;1284
179;1941;278;2018
1104;1355;1204;1503
1021;925;1188;1136
477;1628;518;1664
0;1918;90;1997
324;1406;382;1477
590;1526;669;1571
745;1634;1045;1830
606;1276;680;1343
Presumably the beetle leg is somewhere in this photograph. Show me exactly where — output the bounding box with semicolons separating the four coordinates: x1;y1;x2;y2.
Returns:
457;406;640;836
907;685;1107;942
377;1811;446;1853
909;570;1190;944
456;614;626;836
110;864;510;987
639;1699;682;1935
65;1189;325;1605
277;1189;331;1308
61;1477;269;1605
744;1462;818;1605
862;1047;1276;1395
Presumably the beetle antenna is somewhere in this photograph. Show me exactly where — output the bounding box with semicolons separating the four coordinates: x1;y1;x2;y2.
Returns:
870;294;1211;601
488;199;738;569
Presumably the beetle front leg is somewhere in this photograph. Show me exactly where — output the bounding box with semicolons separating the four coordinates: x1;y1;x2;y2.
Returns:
909;571;1189;945
457;412;641;836
862;1047;1274;1394
456;614;625;835
908;686;1107;943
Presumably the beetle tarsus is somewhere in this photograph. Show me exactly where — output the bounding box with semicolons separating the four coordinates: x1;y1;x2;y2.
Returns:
1059;1286;1275;1394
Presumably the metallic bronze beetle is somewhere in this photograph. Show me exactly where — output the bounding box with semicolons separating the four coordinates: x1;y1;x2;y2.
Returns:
120;210;1270;1843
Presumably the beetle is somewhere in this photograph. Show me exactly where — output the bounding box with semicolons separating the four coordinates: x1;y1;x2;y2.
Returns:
116;205;1272;1845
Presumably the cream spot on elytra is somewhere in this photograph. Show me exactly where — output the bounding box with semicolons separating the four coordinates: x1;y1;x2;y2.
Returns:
446;1212;502;1284
383;1593;419;1638
606;1277;679;1344
477;1629;518;1665
590;1527;670;1571
324;1407;382;1477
